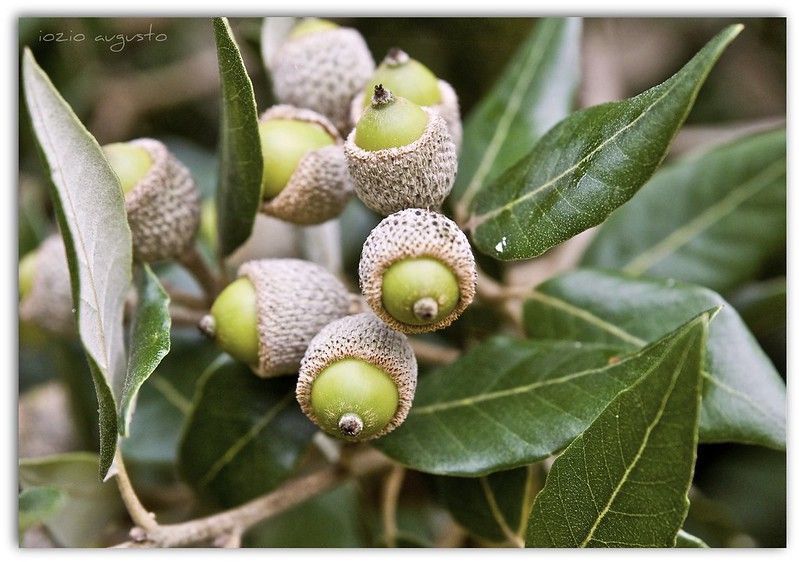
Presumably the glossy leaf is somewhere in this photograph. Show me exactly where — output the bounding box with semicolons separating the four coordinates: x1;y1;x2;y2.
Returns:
468;25;742;260
583;129;786;293
676;529;709;548
19;453;126;547
213;17;264;257
376;330;695;476
119;264;171;435
453;18;582;210
178;358;317;507
523;269;785;449
19;486;65;535
526;312;708;547
22;48;132;478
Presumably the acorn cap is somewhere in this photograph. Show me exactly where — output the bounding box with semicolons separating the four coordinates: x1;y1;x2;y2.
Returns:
349;79;462;149
297;312;418;440
19;234;74;336
344;107;457;216
270;27;375;133
259;105;352;225
237;258;356;377
359;209;476;333
124;138;201;263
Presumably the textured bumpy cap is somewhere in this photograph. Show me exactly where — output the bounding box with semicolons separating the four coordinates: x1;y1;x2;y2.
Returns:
350;79;462;150
259;105;352;225
19;234;74;336
270;27;375;133
124;138;201;262
238;258;356;377
360;209;476;333
297;312;418;440
345;107;457;216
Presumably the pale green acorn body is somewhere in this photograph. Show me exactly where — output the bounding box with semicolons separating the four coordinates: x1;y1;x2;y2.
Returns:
19;234;74;336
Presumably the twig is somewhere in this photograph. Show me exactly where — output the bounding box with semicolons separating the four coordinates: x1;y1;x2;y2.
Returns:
179;246;221;305
113;449;157;532
434;520;468;548
169;304;206;327
162;284;207;311
408;339;461;365
213;528;243;548
127;448;393;547
479;477;524;548
516;464;543;538
381;466;406;548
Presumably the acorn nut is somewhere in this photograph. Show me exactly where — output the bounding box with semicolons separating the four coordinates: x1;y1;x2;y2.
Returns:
199;258;355;377
258;105;352;225
360;208;476;333
345;85;457;216
270;18;375;133
19;234;74;336
351;48;462;148
297;313;418;441
103;139;201;263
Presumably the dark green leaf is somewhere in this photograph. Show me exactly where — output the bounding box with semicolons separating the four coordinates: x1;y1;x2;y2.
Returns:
119;264;171;435
19;453;126;547
526;312;709;547
523;269;785;449
453;18;582;211
582;129;786;293
435;465;534;544
376;332;691;476
675;529;708;548
243;483;366;547
19;486;65;535
22;48;132;478
729;277;786;373
178;357;317;507
213;17;264;257
468;25;742;260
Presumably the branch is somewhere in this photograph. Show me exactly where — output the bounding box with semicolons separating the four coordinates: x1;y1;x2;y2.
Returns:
381;466;406;548
169;304;206;327
179;246;222;306
408;338;461;365
113;449;157;532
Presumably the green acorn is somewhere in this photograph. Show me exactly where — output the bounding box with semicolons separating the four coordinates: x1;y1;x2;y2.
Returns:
359;208;476;333
258;105;352;225
269;18;375;133
199;258;355;377
296;313;417;441
351;48;462;148
344;85;457;216
102;138;200;263
19;234;74;336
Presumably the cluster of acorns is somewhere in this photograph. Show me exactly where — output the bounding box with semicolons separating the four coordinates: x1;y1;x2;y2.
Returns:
19;18;476;442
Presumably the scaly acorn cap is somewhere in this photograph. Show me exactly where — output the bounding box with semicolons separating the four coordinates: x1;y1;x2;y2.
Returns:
270;24;375;133
237;258;356;377
350;49;462;149
259;105;352;225
345;100;457;216
19;234;74;336
359;209;476;333
296;312;418;441
120;138;201;262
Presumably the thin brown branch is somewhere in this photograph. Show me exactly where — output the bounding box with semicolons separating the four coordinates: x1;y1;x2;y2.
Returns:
169;304;206;327
381;466;406;548
179;246;221;306
113;449;157;532
408;339;461;365
162;283;208;311
479;476;524;548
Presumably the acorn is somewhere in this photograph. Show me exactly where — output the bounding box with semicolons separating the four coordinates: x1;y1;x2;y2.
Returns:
350;48;462;148
198;258;356;377
19;234;74;336
296;312;417;441
102;138;200;263
269;18;375;133
258;105;352;225
344;85;457;216
359;208;476;333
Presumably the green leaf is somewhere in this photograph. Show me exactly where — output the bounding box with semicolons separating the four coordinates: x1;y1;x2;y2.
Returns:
22;48;132;478
213;17;264;257
582;129;786;293
523;269;785;449
19;486;66;535
19;453;126;547
467;24;742;261
526;312;709;547
376;331;693;476
435;465;534;544
178;357;317;507
119;264;171;435
676;529;708;548
453;17;582;211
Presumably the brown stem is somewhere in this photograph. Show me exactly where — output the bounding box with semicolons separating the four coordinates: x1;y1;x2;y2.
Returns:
162;284;207;311
179;246;221;305
169;304;207;327
381;466;406;548
113;449;157;532
408;339;461;365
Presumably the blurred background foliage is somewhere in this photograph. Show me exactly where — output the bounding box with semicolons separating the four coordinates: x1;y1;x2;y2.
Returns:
18;17;785;547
